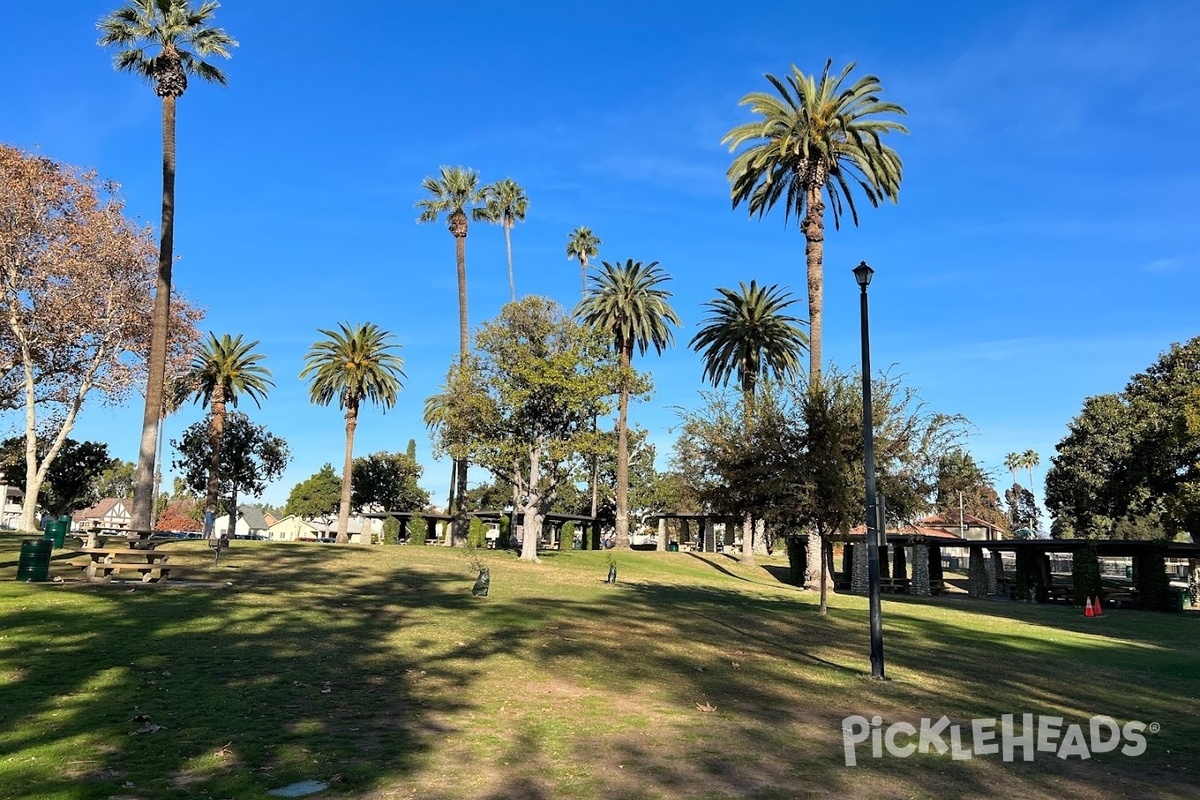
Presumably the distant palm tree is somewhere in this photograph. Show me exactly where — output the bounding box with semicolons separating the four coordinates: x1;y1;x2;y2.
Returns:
416;166;487;542
690;281;807;564
301;323;406;544
1004;452;1022;492
479;178;529;302
99;0;236;531
723;60;906;384
566;227;602;300
1021;449;1040;495
576;260;680;549
187;333;272;531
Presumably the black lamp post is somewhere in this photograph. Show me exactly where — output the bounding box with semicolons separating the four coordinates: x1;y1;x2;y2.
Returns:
853;260;885;680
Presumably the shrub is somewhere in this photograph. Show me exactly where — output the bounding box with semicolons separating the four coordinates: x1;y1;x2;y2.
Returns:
499;515;511;549
383;516;400;545
468;517;487;549
1014;550;1042;602
1071;542;1104;606
1135;542;1171;611
409;515;428;546
561;521;575;548
785;536;807;586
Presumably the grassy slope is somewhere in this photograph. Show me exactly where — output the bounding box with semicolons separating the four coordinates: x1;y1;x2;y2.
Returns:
0;534;1196;799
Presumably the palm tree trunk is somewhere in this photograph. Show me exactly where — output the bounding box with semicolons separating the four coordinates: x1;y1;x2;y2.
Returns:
504;221;515;302
205;388;226;530
580;255;589;301
453;230;470;548
133;93;178;531
151;413;165;529
800;184;825;384
337;403;357;544
818;531;829;616
740;386;755;565
614;343;632;549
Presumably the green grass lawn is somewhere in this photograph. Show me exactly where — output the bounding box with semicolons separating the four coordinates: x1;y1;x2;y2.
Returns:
0;533;1196;799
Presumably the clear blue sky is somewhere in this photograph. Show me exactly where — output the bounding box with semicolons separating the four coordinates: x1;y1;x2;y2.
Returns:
3;1;1198;512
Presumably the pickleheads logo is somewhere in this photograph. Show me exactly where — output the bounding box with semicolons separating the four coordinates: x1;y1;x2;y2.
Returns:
842;714;1153;766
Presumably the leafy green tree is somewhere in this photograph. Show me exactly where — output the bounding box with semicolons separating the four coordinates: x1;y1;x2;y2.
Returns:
416;165;488;541
434;296;617;561
186;333;273;531
933;449;1006;530
479;178;529;302
565;227;601;300
171;411;290;526
351;451;428;513
690;280;807;562
301;322;406;544
1071;542;1104;608
0;438;112;516
99;0;236;531
1005;486;1041;534
723;60;906;382
95;459;137;499
576;260;680;549
1047;337;1200;539
286;464;342;522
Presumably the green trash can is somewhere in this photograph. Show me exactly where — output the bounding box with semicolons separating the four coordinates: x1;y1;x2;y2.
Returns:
17;539;52;582
668;542;679;552
42;516;68;549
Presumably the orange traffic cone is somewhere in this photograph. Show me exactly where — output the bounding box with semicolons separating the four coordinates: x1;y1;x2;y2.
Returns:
1094;596;1103;616
1084;597;1095;617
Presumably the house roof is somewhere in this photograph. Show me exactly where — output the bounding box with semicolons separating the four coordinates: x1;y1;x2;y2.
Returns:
846;522;965;541
919;512;1001;531
72;498;128;522
238;505;270;530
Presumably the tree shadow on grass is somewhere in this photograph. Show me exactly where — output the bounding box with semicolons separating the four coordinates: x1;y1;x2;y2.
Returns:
0;542;1196;799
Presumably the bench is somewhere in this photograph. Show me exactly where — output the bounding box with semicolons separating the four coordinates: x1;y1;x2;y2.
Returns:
880;577;910;593
78;547;171;583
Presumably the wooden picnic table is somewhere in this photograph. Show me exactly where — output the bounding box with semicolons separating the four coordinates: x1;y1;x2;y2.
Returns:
78;545;171;583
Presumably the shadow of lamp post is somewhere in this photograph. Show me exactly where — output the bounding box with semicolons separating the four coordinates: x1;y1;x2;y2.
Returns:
853;260;885;680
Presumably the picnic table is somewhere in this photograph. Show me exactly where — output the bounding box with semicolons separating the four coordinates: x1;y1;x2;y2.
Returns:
78;545;171;583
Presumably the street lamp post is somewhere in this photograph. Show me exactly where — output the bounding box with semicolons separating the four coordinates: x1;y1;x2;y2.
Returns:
853;261;885;680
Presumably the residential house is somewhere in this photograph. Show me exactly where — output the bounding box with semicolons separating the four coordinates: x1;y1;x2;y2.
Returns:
267;514;319;542
0;482;24;530
71;498;132;532
215;505;272;538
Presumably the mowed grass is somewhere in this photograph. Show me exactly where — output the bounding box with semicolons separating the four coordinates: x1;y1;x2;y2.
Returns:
0;534;1196;800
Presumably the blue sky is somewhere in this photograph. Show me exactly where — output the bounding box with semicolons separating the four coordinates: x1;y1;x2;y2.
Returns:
3;1;1198;513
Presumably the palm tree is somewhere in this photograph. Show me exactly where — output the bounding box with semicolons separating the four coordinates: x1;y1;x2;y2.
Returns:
566;227;602;300
1021;449;1040;496
99;0;236;532
1004;452;1022;492
416;166;486;542
479;178;528;302
723;60;906;384
187;333;272;533
301;323;406;544
690;281;807;564
576;260;680;549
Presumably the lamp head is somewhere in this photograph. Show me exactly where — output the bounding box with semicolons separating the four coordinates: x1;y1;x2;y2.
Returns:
852;261;875;288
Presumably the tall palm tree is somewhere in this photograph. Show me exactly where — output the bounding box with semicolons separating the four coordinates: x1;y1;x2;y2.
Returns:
566;227;602;300
301;323;406;544
1021;449;1040;496
416;166;486;542
99;0;236;532
187;333;272;533
690;281;807;564
723;60;906;384
1004;452;1022;492
479;178;528;302
576;260;680;549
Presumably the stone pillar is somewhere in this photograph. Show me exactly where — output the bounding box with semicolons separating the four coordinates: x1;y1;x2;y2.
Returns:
912;543;930;595
805;534;823;589
1188;559;1198;608
681;519;691;549
657;517;667;552
851;539;869;593
968;546;988;598
892;544;908;586
699;518;710;552
989;551;1003;594
879;544;891;580
753;519;770;555
929;546;944;592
